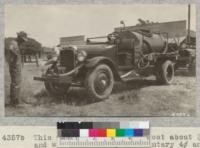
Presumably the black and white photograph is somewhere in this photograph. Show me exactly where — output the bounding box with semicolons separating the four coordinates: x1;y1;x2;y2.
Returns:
4;4;196;117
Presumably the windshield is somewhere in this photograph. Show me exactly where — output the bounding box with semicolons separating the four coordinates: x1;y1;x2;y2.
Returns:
87;32;119;44
86;36;108;44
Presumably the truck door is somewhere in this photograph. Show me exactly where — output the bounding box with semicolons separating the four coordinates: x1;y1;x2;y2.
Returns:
117;38;135;70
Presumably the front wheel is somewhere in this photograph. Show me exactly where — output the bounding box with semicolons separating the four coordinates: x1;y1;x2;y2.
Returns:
44;81;70;96
44;68;70;96
156;60;175;85
85;64;114;100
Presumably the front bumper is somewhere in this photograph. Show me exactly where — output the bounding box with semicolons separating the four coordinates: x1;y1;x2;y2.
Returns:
34;74;74;84
33;65;82;84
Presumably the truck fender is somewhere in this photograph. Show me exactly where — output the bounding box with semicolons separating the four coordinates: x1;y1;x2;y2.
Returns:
85;57;121;81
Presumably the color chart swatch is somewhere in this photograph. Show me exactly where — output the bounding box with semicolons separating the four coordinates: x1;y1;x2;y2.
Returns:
59;128;147;137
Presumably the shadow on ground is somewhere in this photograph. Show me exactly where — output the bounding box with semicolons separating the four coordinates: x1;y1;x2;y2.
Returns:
175;69;196;77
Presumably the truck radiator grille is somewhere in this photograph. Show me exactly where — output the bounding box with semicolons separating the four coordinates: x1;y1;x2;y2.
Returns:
60;49;75;72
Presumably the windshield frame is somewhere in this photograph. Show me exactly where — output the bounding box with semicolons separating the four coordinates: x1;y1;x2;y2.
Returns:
86;32;119;45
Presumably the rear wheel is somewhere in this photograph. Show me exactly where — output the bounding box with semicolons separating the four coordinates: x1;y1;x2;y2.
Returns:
85;64;114;100
156;60;174;85
189;58;196;75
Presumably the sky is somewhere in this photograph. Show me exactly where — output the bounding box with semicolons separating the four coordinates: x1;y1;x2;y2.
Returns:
5;4;196;47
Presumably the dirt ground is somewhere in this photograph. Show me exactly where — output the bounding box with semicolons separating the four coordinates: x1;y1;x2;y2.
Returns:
5;62;196;117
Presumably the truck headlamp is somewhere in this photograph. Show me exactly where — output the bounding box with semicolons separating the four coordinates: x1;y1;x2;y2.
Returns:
77;50;87;62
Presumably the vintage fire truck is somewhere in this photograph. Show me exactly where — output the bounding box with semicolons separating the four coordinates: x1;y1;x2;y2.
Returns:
34;27;184;100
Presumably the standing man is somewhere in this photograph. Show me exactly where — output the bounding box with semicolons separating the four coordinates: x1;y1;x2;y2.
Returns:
8;31;28;106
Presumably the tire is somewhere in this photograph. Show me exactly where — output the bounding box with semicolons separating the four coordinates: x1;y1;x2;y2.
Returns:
189;58;196;75
156;60;174;85
44;81;70;96
85;64;114;100
44;69;70;96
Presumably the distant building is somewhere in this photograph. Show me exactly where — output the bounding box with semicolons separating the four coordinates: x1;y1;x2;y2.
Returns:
60;35;86;46
42;46;54;54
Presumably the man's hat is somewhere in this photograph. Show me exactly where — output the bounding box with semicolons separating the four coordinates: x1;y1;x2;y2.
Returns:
17;31;28;41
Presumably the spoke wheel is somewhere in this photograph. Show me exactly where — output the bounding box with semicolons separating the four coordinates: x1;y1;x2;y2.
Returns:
156;60;174;85
85;64;114;100
44;81;70;96
44;68;70;96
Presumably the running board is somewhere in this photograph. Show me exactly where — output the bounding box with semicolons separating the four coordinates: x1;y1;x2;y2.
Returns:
120;70;141;82
121;77;141;82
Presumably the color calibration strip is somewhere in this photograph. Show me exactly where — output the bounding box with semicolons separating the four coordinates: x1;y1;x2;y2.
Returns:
57;121;149;138
57;122;150;147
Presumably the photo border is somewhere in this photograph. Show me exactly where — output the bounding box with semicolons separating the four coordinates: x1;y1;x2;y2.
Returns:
0;0;199;127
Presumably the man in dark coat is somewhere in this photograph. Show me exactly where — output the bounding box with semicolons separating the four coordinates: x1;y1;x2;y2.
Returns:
8;31;28;106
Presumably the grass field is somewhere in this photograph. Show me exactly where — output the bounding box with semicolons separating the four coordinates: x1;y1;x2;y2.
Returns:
5;62;196;117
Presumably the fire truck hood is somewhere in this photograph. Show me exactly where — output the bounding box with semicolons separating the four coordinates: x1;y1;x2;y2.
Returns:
75;44;116;53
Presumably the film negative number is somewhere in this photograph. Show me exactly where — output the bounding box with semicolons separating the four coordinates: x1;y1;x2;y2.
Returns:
2;134;25;141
